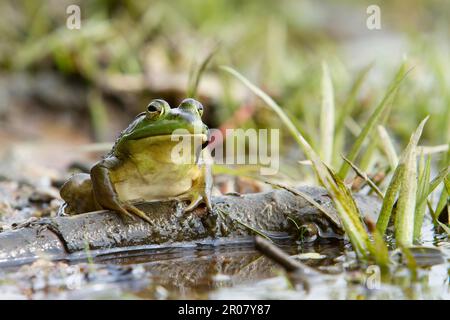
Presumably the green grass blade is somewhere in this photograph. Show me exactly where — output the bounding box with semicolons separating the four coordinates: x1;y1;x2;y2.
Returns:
369;228;391;272
413;154;431;242
338;63;409;179
187;46;219;98
87;90;109;142
376;165;404;235
335;63;373;136
320;62;335;165
400;246;418;282
395;117;429;247
438;221;450;235
423;167;450;204
445;176;450;196
219;66;306;153
359;99;393;173
376;117;429;236
333;64;373;164
434;183;449;223
329;170;371;257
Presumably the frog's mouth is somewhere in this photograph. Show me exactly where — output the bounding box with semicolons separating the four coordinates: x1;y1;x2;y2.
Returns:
168;133;208;141
137;133;208;143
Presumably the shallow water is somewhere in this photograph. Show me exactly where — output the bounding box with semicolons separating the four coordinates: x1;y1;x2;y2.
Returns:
0;239;448;300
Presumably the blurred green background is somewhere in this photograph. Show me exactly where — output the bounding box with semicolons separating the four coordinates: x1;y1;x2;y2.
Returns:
0;0;448;182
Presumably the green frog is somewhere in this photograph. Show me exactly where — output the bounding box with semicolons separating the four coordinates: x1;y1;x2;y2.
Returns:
60;98;213;223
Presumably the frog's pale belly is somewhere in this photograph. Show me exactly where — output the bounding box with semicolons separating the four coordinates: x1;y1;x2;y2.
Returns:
113;164;201;202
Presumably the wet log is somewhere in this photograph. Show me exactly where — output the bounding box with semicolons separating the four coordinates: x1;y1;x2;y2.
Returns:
0;186;381;267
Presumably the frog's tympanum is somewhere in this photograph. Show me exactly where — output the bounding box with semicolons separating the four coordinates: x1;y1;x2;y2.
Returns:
60;98;213;223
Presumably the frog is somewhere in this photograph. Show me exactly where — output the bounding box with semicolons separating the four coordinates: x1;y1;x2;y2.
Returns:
59;98;213;223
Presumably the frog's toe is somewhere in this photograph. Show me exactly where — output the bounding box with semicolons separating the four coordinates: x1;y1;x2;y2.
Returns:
184;195;202;212
124;204;153;225
183;193;212;213
203;194;213;212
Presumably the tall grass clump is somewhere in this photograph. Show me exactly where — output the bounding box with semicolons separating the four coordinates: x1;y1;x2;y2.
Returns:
220;63;449;267
221;65;374;260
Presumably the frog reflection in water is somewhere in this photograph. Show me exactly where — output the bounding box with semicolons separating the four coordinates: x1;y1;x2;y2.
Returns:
60;99;213;223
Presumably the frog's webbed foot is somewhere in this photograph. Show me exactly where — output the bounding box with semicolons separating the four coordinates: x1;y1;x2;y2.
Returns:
182;151;214;213
181;176;213;213
96;193;152;225
183;191;212;213
122;203;153;225
103;197;154;225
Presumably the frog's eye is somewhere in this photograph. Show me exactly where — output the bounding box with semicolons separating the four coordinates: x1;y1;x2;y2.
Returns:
197;103;204;116
180;98;204;116
146;100;165;118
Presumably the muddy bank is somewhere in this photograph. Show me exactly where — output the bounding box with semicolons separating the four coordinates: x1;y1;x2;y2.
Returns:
0;186;381;266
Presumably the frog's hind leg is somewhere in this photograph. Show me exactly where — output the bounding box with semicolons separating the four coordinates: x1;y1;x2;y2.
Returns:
91;162;153;224
60;173;100;215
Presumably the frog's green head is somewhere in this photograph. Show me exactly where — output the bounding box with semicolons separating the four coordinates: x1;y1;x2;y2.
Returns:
122;98;208;142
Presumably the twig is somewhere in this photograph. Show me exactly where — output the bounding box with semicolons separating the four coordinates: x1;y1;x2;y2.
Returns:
254;236;304;272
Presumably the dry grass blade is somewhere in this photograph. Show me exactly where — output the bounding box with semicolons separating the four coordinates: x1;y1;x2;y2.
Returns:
377;125;399;170
320;62;335;165
417;145;449;155
216;208;272;241
341;155;384;199
268;182;342;230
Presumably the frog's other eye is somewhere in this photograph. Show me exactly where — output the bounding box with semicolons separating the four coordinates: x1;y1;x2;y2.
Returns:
180;98;204;116
197;103;204;116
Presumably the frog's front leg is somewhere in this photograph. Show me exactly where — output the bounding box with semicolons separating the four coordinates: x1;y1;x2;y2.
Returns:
183;153;213;213
91;158;152;224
